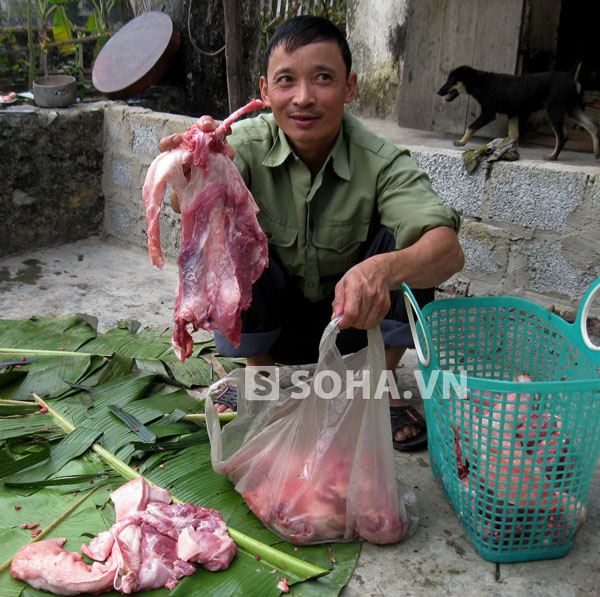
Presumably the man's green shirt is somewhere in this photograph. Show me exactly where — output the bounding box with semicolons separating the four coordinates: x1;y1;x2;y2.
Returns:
229;111;461;302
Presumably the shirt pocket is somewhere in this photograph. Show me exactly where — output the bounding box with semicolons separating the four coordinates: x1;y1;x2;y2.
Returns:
258;210;299;268
312;220;371;279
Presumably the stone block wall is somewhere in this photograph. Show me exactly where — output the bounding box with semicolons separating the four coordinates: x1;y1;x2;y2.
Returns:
101;104;195;260
409;148;600;312
0;104;105;258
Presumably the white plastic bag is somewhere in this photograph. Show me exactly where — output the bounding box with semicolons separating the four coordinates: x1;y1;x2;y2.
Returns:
206;318;418;545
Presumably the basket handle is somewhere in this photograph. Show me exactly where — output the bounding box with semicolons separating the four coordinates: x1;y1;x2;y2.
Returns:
574;276;600;351
402;283;433;367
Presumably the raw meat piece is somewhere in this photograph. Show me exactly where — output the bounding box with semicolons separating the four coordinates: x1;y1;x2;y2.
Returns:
112;521;143;593
110;475;149;521
10;537;116;595
131;501;238;571
448;373;586;547
136;523;196;591
177;525;238;572
80;528;115;562
232;445;407;545
149;484;172;504
277;577;291;593
0;91;16;103
11;478;237;595
143;99;268;361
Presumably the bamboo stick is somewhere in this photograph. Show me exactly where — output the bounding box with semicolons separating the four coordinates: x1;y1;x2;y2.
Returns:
0;399;37;406
0;347;105;357
0;398;236;422
26;0;34;90
183;412;237;422
0;25;95;33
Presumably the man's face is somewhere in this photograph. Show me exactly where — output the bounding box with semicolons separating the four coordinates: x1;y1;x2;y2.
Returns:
259;40;357;162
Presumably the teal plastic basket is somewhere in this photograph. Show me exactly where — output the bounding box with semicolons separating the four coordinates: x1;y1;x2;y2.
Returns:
403;278;600;563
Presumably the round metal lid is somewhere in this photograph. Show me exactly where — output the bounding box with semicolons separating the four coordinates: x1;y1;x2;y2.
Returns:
92;11;181;99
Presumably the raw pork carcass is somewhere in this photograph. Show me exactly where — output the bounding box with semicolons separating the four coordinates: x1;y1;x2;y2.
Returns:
445;374;585;548
11;478;237;595
143;99;268;361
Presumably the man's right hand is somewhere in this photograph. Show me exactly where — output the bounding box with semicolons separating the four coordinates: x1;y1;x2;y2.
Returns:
158;115;219;152
157;133;185;213
157;116;233;214
158;132;184;154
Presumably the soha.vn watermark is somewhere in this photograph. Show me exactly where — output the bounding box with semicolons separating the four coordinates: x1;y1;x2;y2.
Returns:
242;366;468;401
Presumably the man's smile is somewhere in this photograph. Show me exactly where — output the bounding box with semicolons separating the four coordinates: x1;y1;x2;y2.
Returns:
289;112;321;123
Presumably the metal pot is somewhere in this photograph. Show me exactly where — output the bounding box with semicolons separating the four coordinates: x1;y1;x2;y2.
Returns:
33;75;77;108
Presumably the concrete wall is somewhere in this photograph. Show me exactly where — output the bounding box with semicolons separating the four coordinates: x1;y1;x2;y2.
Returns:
347;0;409;120
101;104;600;319
0;105;104;257
411;150;600;307
101;104;189;259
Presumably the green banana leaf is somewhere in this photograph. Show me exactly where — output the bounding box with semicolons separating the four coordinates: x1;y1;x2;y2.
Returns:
0;315;360;596
52;5;76;55
0;314;98;352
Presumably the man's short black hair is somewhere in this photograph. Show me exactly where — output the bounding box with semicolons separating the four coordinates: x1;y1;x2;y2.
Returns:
262;15;352;78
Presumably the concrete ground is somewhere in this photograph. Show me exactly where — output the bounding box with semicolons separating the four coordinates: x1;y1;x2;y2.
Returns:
1;237;599;596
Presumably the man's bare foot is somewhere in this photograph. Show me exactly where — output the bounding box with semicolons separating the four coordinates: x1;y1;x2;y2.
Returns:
385;347;423;445
215;401;234;414
390;398;421;443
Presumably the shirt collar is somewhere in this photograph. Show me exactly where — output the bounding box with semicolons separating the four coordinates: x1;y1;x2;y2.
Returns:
262;126;294;167
262;119;351;181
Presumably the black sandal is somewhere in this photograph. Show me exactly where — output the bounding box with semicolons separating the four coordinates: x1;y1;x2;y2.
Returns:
211;385;238;412
390;404;428;452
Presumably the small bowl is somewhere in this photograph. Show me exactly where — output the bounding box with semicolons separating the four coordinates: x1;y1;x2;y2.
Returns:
33;75;77;108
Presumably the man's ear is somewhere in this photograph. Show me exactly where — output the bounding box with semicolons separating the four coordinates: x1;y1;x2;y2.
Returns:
345;72;358;104
259;76;271;106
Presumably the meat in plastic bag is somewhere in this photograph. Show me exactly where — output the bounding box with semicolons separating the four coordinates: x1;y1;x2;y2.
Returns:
206;318;418;545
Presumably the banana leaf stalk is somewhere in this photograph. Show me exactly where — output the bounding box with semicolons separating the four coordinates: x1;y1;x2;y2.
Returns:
0;487;99;574
0;400;35;406
32;394;328;580
183;412;237;423
1;399;237;423
0;348;103;357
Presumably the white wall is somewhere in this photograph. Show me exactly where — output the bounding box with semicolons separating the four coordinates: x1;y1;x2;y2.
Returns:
347;0;410;119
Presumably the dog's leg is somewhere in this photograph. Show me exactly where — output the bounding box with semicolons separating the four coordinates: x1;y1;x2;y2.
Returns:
454;128;474;146
567;106;600;159
508;116;520;140
545;108;567;160
454;111;496;147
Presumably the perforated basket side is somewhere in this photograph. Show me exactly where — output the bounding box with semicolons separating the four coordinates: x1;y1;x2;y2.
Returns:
414;292;600;562
421;296;599;383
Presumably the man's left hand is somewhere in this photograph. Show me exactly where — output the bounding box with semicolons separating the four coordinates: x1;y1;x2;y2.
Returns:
332;255;392;330
331;226;464;330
